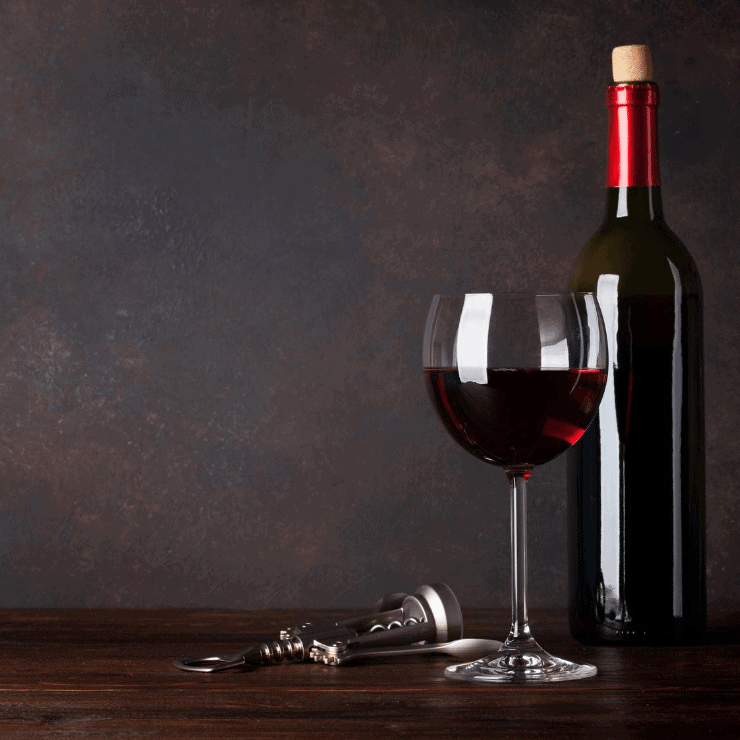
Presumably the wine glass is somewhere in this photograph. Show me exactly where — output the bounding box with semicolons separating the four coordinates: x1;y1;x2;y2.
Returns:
423;292;608;683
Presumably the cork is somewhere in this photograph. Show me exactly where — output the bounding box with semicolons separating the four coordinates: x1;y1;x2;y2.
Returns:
612;45;653;82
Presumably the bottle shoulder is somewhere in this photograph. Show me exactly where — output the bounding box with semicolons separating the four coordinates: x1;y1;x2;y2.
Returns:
570;218;702;298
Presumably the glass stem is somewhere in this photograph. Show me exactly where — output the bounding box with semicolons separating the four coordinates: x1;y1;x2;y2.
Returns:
504;470;539;652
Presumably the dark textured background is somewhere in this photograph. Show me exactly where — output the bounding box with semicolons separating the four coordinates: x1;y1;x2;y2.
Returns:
0;0;737;610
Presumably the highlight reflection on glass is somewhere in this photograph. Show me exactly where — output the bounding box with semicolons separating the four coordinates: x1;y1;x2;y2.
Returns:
595;273;626;620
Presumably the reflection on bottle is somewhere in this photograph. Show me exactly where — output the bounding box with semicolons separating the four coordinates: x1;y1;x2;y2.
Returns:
596;274;631;625
668;258;683;619
595;570;605;621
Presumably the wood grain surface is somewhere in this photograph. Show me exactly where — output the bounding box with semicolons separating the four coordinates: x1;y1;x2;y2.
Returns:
0;608;737;738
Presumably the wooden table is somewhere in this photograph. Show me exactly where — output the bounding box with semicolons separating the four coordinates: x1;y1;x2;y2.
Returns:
0;607;738;738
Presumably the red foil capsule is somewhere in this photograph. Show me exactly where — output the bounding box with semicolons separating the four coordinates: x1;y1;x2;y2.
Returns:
606;84;660;187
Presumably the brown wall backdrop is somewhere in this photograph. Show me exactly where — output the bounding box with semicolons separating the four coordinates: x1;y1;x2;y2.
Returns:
0;0;737;610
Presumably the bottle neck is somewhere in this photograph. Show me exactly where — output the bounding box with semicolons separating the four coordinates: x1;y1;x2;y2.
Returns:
605;83;661;221
605;185;664;221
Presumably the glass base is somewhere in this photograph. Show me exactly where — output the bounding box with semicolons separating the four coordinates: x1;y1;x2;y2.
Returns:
444;642;597;684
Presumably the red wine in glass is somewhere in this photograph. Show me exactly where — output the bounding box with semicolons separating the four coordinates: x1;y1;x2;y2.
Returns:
425;368;607;468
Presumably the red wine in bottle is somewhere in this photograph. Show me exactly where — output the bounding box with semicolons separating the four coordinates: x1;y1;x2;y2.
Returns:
567;45;706;644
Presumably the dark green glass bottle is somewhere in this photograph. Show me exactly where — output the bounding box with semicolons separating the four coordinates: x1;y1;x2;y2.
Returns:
567;46;706;644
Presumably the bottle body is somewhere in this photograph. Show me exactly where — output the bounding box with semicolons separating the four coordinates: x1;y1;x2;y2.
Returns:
567;82;706;645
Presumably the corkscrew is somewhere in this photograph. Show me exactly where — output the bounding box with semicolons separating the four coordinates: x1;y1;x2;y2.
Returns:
174;582;501;672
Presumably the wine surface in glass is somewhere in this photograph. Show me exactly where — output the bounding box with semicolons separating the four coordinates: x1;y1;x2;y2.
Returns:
425;368;607;468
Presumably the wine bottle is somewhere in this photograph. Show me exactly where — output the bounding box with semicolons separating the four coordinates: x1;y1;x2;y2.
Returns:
567;45;706;644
